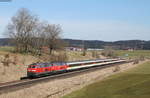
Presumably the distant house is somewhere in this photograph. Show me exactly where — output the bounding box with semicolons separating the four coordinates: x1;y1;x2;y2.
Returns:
87;48;104;51
127;48;134;51
66;47;83;51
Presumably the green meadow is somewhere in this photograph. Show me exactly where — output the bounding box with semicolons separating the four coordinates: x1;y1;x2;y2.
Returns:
63;61;150;98
115;50;150;59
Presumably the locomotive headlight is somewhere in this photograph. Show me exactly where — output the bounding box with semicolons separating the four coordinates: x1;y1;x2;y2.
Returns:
31;70;36;72
28;69;36;72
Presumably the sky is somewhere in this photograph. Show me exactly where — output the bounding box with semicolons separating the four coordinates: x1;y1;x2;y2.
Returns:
0;0;150;41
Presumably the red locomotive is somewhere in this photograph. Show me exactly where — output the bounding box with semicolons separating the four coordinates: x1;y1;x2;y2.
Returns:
27;62;69;77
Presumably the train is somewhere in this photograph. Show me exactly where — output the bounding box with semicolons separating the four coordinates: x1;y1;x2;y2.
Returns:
27;59;125;77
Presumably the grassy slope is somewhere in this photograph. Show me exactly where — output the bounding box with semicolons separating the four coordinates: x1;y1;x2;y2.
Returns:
0;47;98;82
63;61;150;98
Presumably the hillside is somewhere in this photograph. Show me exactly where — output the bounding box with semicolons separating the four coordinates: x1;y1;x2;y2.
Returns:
0;38;150;50
64;39;150;50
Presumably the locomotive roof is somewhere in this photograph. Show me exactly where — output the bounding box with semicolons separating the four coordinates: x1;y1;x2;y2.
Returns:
30;62;66;65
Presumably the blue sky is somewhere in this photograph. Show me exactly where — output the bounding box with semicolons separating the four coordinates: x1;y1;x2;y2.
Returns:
0;0;150;41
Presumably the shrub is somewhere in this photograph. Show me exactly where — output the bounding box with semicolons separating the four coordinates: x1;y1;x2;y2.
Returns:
101;50;117;58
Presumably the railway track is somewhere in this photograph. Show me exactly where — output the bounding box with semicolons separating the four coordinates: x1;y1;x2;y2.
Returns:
0;59;130;94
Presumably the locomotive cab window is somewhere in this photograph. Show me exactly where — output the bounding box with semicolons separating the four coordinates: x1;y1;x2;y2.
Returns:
28;65;37;68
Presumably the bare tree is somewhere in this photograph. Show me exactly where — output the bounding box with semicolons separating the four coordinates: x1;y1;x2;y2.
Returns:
30;22;46;55
6;8;66;62
43;24;62;54
6;8;38;53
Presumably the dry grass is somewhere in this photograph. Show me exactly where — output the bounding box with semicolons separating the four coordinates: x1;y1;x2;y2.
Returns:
66;51;102;61
0;50;102;83
0;52;39;82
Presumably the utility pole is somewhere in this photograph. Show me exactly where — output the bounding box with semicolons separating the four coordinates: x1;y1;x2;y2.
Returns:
82;40;86;56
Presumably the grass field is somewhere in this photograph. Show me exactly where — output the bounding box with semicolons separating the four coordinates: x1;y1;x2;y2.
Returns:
0;46;150;59
115;50;150;59
63;61;150;98
0;46;14;53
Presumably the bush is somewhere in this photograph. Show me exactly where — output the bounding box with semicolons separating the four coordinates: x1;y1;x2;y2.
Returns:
101;50;117;58
139;55;145;61
113;65;120;72
133;59;139;64
92;51;99;58
82;49;86;56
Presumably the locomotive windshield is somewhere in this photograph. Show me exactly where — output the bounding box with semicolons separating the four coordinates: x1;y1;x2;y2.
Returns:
28;65;37;68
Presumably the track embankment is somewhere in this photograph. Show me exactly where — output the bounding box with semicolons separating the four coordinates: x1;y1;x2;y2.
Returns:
0;60;146;98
